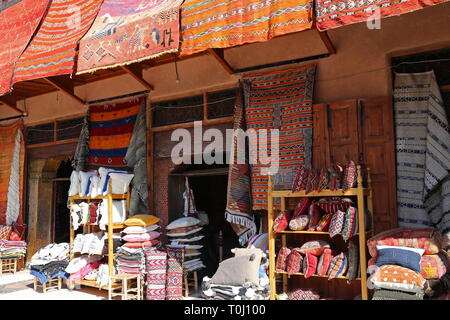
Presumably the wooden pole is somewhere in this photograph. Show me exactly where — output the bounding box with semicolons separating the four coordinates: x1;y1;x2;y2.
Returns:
267;175;276;300
356;165;368;300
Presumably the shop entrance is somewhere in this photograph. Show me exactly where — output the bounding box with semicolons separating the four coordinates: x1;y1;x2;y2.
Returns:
52;159;72;243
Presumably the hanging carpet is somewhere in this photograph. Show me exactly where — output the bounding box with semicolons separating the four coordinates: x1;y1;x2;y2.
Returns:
12;0;103;84
243;65;315;210
0;121;25;226
0;0;50;95
145;249;167;300
77;0;183;74
394;70;450;246
180;0;314;57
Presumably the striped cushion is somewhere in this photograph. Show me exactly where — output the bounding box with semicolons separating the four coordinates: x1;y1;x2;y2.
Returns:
247;233;268;253
328;252;348;279
347;240;359;281
342;207;359;241
329;210;345;238
342;161;357;191
317;248;333;276
316;213;333;232
292;198;311;218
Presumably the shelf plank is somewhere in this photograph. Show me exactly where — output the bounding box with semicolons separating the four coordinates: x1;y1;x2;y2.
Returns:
275;271;361;281
270;188;370;198
274;230;373;236
70;194;128;200
78;223;126;229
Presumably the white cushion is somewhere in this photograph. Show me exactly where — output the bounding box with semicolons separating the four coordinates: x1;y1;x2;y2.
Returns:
166;217;200;230
68;171;80;196
79;171;97;196
98;167;127;195
89;175;101;198
107;172;134;195
98;200;127;230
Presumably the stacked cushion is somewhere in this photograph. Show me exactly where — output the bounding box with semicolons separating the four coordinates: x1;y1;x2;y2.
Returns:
375;245;424;272
121;223;161;250
327;252;348;279
368;265;426;293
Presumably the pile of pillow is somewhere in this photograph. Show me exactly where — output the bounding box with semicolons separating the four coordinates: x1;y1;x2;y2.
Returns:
68;167;134;198
121;214;161;249
275;239;360;281
273;197;365;241
291;161;357;193
367;228;447;300
72;232;107;256
166;216;205;272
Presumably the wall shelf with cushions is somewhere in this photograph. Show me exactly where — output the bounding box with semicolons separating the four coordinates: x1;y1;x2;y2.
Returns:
68;181;130;291
267;165;374;300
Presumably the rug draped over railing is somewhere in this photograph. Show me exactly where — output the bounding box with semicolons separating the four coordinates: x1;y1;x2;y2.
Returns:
180;0;314;56
0;121;25;226
12;0;103;84
77;0;184;74
0;0;49;95
243;65;315;211
394;70;450;246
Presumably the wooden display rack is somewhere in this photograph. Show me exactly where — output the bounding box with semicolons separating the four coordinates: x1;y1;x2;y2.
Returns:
68;182;130;291
267;165;374;300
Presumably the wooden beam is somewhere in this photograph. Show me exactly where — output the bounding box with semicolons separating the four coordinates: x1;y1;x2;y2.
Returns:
120;64;154;91
207;49;234;75
0;95;26;115
317;30;336;55
43;77;85;105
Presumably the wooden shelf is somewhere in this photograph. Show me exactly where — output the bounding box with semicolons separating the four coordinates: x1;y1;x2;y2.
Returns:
70;194;128;200
79;223;126;229
275;270;361;281
270;188;370;198
275;230;373;236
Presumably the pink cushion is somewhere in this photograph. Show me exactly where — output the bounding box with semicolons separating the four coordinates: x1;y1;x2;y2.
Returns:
276;247;291;272
147;231;160;240
286;248;303;275
317;248;333;276
299;240;330;256
273;210;291;233
123;240;160;249
303;253;318;279
122;233;151;242
342;161;357;192
292;198;311;218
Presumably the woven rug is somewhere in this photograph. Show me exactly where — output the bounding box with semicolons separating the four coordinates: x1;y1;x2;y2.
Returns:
77;0;183;74
165;247;184;300
394;71;450;245
225;86;255;245
0;121;25;226
87;98;143;169
243;65;315;210
316;0;449;31
12;0;102;84
145;249;167;300
0;0;49;95
180;0;313;56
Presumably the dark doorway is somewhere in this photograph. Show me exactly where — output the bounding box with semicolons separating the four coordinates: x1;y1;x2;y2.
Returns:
52;159;72;243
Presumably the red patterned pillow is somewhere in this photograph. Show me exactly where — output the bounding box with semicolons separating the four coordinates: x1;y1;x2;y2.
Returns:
329;164;343;191
305;169;319;194
316;197;353;214
329;210;345;238
8;231;21;241
273;210;291;232
289;215;309;231
303;252;318;278
317;249;333;276
317;168;330;192
292;166;309;192
299;240;330;256
420;252;449;279
316;213;333;232
342;161;357;192
12;222;26;240
307;202;322;231
0;226;12;240
276;247;291;272
328;252;348;279
286;248;303;275
287;288;320;300
292;198;311;218
342;207;359;241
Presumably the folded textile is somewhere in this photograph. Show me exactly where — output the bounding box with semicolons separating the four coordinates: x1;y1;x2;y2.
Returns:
30;269;69;285
30;260;69;279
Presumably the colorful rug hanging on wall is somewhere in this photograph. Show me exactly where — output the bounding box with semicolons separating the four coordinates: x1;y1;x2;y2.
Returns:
394;70;450;246
0;0;49;95
12;0;103;84
180;0;314;56
165;247;184;300
145;249;167;300
225;86;255;245
77;0;183;74
0;121;25;226
316;0;450;31
87;98;143;169
243;65;315;210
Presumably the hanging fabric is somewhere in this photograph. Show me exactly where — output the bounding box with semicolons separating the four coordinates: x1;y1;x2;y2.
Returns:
0;121;25;225
182;177;197;217
394;70;450;246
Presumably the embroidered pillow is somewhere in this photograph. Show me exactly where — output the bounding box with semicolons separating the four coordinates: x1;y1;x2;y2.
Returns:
316;213;333;232
307;202;322;231
286;248;303;275
342;207;358;241
375;245;424;272
11;222;26;240
328;252;348;279
292;166;309;192
303;252;318;279
316;197;353;214
342;161;357;192
299;240;330;256
273;210;291;232
124;214;160;227
166;216;200;230
317;168;330;192
289;215;309;231
347;241;359;281
305;169;320;194
317;248;333;276
368;265;426;293
276;247;291;272
329;210;346;238
288;288;320;300
367;228;442;257
420;252;449;279
292;198;311;218
0;226;12;240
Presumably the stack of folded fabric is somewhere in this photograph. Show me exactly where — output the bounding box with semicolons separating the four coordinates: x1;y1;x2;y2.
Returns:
28;243;71;285
201;248;269;300
29;243;69;266
166;216;205;273
65;255;103;283
0;240;27;260
115;246;146;275
72;232;107;256
366;228;444;300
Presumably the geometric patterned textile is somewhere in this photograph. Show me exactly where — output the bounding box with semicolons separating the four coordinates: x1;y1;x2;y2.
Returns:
243;65;316;210
13;0;103;84
77;0;183;74
316;0;450;31
393;71;450;246
0;0;49;95
180;0;313;56
145;249;167;300
165;247;184;300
